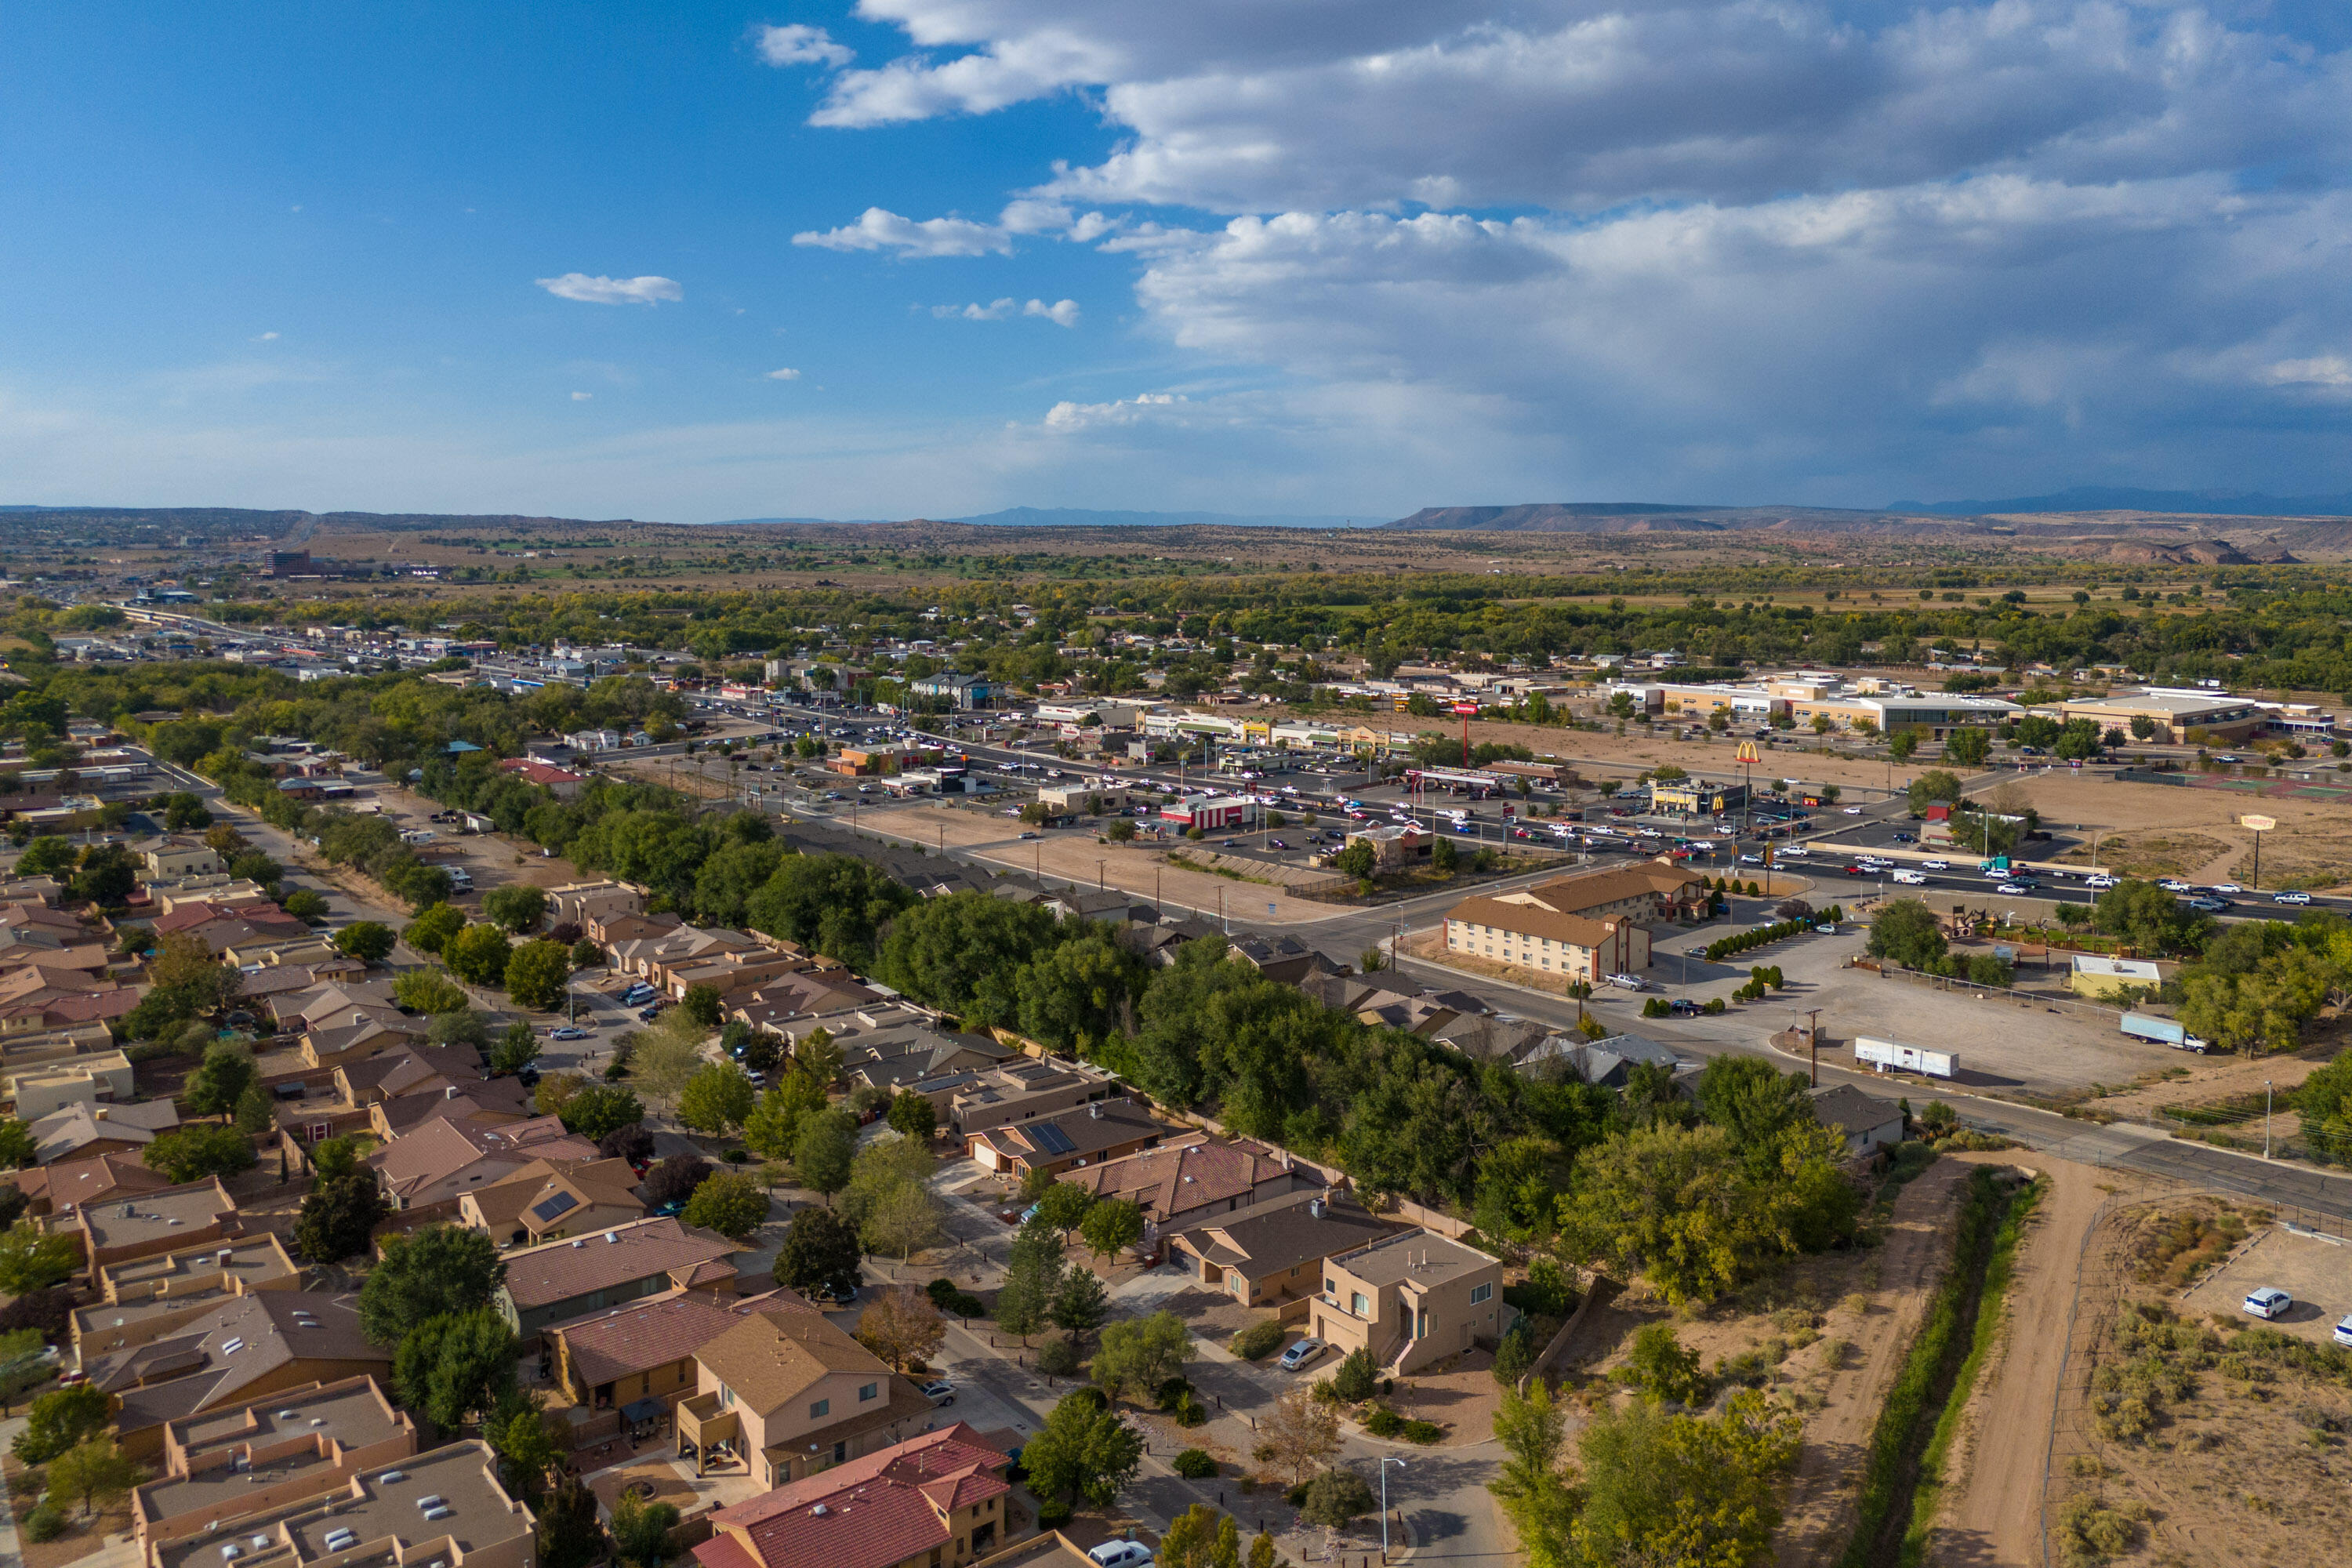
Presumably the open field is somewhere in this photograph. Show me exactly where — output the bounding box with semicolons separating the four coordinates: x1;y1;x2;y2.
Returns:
1999;772;2352;891
2038;1196;2352;1568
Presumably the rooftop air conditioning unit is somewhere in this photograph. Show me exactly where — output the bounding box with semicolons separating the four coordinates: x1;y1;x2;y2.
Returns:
416;1495;447;1512
379;1472;407;1484
423;1505;453;1522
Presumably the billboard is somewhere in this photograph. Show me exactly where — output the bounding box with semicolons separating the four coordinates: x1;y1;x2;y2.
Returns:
1853;1036;1956;1079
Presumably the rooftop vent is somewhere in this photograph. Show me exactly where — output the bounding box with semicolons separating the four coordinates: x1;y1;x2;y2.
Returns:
221;1546;242;1561
416;1495;447;1512
221;1338;244;1355
422;1505;452;1523
251;1537;270;1549
379;1471;407;1484
276;1410;298;1419
571;1238;584;1249
811;1504;829;1517
604;1231;618;1243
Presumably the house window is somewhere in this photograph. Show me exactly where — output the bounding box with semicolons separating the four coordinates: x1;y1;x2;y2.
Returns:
810;1398;830;1418
1470;1283;1493;1305
1350;1291;1369;1316
859;1382;878;1402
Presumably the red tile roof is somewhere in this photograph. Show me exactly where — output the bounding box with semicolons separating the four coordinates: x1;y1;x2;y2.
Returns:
699;1425;1010;1568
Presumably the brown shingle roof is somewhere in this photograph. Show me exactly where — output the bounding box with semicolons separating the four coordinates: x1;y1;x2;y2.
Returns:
1442;894;1624;950
499;1216;740;1309
550;1290;773;1388
692;1302;892;1417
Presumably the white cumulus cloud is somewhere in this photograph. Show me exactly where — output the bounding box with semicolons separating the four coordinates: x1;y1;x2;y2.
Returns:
1044;391;1185;431
534;273;684;306
931;297;1080;325
766;367;803;379
570;391;594;401
792;208;1011;257
251;331;279;342
756;24;854;67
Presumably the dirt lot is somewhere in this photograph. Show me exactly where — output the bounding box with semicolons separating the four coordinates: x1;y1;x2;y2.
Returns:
2082;1041;2339;1120
2179;1227;2352;1345
1999;772;2352;892
2031;1195;2352;1568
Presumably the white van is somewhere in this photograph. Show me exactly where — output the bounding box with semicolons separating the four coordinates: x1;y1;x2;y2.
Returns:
1891;870;1928;885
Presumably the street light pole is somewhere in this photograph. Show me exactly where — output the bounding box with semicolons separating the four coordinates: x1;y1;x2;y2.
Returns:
1380;1457;1407;1562
2265;1079;2274;1160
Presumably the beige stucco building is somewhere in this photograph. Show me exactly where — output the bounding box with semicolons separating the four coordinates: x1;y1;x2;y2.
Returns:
1310;1229;1506;1375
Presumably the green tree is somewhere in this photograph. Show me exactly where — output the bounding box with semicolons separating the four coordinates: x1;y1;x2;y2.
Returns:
0;1120;38;1170
1569;1390;1801;1568
1051;1264;1110;1341
1092;1310;1192;1406
359;1225;506;1345
293;1171;388;1263
680;1172;769;1241
1300;1471;1374;1527
394;1308;521;1430
535;1477;608;1568
792;1110;858;1201
310;1133;376;1182
743;1074;828;1160
885;1091;938;1142
13;1382;110;1463
1943;726;1991;765
283;888;330;924
143;1124;258;1182
491;1019;542;1076
429;1007;494;1051
402;902;466;953
677;1062;756;1137
443;923;514;988
44;1439;143;1518
860;1178;947;1260
994;1225;1064;1341
394;967;470;1013
482;883;548;932
504;939;573;1011
1621;1323;1710;1406
674;983;723;1029
1021;1389;1145;1508
1490;1380;1573;1567
1079;1197;1145;1264
1693;1056;1816;1164
1904;768;1965;812
488;1401;564;1504
775;1204;862;1296
184;1040;258;1120
1331;1348;1377;1403
2094;878;2205;956
554;1083;645;1142
793;1027;844;1087
611;1493;682;1568
1031;1181;1096;1238
1866;898;1948;969
332;920;397;963
1887;728;1920;760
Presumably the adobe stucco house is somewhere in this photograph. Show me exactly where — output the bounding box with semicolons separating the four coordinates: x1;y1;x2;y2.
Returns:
1309;1229;1508;1375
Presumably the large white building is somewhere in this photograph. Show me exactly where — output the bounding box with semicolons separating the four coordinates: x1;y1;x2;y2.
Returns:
1606;670;2019;735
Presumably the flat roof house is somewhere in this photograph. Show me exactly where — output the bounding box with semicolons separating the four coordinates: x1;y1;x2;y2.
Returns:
1311;1229;1506;1377
90;1291;389;1461
131;1376;419;1564
2069;954;2164;1000
143;1439;531;1568
74;1233;302;1363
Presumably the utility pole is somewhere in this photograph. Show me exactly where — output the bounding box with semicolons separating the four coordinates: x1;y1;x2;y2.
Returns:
1807;1007;1821;1086
2265;1079;2274;1160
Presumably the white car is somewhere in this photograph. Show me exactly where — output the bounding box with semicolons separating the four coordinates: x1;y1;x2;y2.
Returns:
1089;1545;1155;1568
1842;805;1864;815
1996;882;2028;895
2212;882;2244;894
1277;1337;1327;1371
2335;1315;2352;1349
1921;859;1949;871
2274;891;2314;906
2085;874;2116;889
2244;1287;2292;1320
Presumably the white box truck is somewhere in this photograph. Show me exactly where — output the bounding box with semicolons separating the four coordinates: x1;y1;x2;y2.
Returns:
2120;1013;2210;1054
1853;1036;1957;1079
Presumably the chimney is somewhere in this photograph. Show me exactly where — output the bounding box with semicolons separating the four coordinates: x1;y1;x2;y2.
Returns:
445;1086;457;1099
351;1011;364;1029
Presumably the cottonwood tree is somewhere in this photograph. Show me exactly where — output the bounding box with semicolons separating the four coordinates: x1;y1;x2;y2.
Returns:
1254;1386;1341;1486
854;1284;946;1370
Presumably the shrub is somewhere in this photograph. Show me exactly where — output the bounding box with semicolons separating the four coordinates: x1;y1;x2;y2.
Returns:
1172;1449;1218;1479
1331;1347;1378;1403
1232;1319;1287;1360
24;1506;65;1542
1704;997;1726;1014
1399;1419;1443;1444
1036;1501;1075;1528
1300;1468;1374;1526
1037;1336;1081;1376
1363;1404;1403;1437
1172;1394;1207;1428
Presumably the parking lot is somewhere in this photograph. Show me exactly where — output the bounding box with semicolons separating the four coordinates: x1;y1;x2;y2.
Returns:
2179;1227;2352;1347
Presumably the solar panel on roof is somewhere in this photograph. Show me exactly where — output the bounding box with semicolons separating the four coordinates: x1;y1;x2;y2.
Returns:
1027;1123;1077;1156
530;1192;580;1222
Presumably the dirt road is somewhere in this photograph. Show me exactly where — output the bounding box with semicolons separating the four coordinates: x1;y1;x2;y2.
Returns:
1930;1154;2139;1567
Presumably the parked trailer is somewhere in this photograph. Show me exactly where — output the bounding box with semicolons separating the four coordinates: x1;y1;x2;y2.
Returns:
1853;1036;1957;1080
2120;1012;2212;1054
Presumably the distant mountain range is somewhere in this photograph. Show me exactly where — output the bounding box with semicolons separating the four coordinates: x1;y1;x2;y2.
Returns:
1886;486;2352;517
710;506;1361;529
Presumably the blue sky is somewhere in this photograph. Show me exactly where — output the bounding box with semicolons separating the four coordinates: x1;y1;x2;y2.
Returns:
4;2;2350;521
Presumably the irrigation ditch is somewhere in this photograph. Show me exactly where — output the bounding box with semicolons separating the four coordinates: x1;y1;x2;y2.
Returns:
1837;1163;2047;1568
